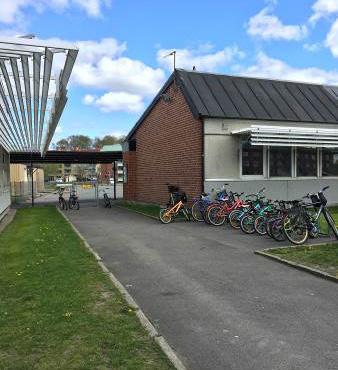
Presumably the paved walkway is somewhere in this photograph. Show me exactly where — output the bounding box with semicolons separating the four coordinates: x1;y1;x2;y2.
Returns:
66;206;338;370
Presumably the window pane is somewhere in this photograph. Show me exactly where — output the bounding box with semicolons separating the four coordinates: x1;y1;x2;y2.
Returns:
297;148;317;177
269;147;291;177
322;149;338;176
242;143;263;176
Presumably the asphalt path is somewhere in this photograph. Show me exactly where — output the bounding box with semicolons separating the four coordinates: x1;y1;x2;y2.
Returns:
66;206;338;370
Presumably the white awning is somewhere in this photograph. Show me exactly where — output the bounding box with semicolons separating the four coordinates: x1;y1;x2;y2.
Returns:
0;37;78;155
232;125;338;148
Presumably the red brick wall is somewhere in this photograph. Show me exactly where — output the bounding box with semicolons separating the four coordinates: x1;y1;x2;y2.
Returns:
123;81;203;205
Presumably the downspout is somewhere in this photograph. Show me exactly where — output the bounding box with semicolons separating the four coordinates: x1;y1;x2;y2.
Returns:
201;117;205;193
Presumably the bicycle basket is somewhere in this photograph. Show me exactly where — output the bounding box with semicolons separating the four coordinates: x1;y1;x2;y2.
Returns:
318;192;327;206
168;185;180;193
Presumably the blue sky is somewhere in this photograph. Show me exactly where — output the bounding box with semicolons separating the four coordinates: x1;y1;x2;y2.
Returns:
2;0;338;145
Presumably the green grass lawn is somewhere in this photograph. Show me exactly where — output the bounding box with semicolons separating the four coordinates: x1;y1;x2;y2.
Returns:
116;201;161;218
268;244;338;277
0;207;174;370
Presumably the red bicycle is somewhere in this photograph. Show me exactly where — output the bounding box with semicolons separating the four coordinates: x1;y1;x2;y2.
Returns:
206;192;245;226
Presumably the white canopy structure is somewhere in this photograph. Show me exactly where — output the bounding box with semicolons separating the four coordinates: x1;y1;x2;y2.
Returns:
232;125;338;148
0;37;78;155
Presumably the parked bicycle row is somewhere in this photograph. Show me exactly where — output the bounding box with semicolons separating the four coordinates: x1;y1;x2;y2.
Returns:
159;183;338;245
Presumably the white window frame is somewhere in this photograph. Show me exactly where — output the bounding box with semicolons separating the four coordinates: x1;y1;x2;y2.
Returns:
320;147;338;178
239;141;267;180
295;147;319;179
267;146;294;180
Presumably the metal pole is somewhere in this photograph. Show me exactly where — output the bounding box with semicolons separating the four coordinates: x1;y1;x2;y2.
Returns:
113;161;116;200
31;160;34;207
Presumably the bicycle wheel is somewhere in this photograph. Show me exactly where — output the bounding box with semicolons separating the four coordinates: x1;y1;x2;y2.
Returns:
75;201;80;210
207;205;226;226
59;198;67;210
323;209;338;239
283;215;308;245
254;216;267;235
191;200;204;222
159;208;173;224
181;207;191;221
240;214;256;234
265;217;274;238
271;218;286;242
229;210;242;229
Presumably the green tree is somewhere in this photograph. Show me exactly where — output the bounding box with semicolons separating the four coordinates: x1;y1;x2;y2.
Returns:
93;135;125;149
56;135;93;150
68;135;93;150
56;139;69;150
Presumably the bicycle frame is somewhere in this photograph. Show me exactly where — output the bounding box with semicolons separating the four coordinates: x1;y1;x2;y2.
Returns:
164;201;184;217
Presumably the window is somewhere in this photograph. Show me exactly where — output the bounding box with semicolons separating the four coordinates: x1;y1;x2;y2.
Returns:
269;147;292;177
297;148;317;177
322;149;338;176
241;143;263;176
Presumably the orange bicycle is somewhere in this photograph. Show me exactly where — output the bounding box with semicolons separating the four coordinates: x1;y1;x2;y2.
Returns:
159;185;191;224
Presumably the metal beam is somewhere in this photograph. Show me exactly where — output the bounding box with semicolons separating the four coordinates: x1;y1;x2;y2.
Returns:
10;57;29;149
21;55;33;148
38;48;53;150
0;63;26;149
33;52;41;150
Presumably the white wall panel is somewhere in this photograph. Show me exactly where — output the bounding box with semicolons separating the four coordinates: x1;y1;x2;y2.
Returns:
0;145;10;217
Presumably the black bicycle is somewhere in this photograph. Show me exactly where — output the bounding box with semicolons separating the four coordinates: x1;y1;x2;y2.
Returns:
102;188;112;208
68;189;80;210
283;186;338;245
58;188;68;210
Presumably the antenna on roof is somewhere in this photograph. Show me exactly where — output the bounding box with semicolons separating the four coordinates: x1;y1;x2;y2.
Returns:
17;34;36;39
163;50;176;71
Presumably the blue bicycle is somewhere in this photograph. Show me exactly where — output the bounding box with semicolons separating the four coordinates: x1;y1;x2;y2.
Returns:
191;185;228;222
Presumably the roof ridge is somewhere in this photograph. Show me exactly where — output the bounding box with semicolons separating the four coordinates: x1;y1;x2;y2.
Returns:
176;68;338;89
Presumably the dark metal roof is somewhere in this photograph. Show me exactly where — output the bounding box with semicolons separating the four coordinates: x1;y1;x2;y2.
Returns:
177;69;338;123
125;69;338;141
10;150;122;164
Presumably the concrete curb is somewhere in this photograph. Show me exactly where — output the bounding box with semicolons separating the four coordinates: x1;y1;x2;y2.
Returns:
255;247;338;283
114;204;159;221
57;207;187;370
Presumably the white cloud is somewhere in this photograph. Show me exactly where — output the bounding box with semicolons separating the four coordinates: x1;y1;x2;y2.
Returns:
157;45;244;72
239;52;338;85
310;0;338;23
55;125;63;134
0;0;110;24
48;37;166;112
247;7;308;40
325;18;338;56
303;42;323;52
83;92;144;113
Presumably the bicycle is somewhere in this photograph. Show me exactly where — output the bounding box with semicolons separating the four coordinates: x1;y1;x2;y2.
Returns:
159;184;191;224
283;186;338;245
191;185;228;222
58;187;68;210
228;188;266;230
68;188;80;210
206;191;245;226
101;188;112;208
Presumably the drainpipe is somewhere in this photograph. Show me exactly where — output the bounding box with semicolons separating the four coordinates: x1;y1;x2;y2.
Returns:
113;160;117;200
201;118;205;193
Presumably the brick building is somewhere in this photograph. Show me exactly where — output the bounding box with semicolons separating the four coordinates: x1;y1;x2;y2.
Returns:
123;69;338;205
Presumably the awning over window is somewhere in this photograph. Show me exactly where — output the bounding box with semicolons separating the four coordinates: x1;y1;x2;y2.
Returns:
0;37;78;155
232;125;338;148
